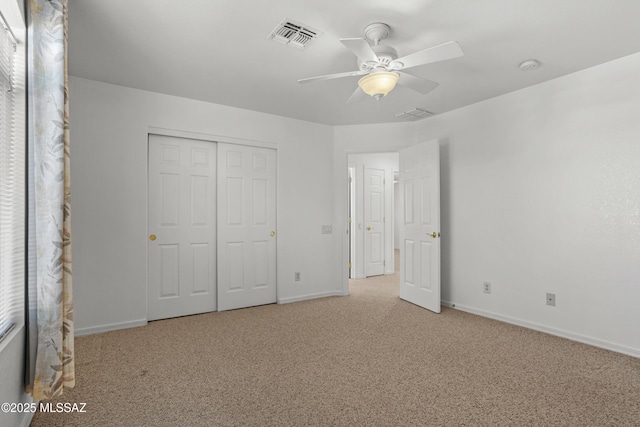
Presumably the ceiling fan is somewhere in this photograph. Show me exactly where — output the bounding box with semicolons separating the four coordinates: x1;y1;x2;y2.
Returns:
298;23;464;103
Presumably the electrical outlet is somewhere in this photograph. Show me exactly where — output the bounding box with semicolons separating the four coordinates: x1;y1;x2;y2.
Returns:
546;293;556;307
294;272;301;282
483;282;491;294
321;225;333;234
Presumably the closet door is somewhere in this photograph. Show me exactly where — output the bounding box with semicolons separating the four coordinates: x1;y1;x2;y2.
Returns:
217;143;277;311
148;135;217;320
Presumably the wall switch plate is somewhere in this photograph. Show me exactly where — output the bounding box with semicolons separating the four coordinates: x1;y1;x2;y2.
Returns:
546;293;556;307
483;282;491;294
294;272;301;281
321;225;332;234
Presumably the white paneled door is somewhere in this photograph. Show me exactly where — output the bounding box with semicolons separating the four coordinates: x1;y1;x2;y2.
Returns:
364;167;385;277
399;140;441;313
217;143;277;311
148;135;217;320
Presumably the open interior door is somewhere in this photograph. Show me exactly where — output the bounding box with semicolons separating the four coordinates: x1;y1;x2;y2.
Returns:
399;140;441;313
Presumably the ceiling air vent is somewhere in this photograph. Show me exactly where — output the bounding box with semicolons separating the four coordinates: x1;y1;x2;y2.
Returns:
394;108;434;121
267;18;322;49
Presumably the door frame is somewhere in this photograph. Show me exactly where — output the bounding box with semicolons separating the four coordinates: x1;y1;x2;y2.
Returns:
348;166;355;278
344;152;397;282
146;126;278;320
339;142;442;297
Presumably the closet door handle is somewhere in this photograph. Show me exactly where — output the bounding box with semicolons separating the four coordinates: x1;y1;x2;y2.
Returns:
149;234;157;241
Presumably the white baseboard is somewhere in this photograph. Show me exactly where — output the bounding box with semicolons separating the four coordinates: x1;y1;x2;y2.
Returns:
74;319;148;337
278;290;346;304
442;301;640;359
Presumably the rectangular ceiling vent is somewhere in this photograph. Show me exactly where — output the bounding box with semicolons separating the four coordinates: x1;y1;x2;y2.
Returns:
394;108;434;121
267;18;322;49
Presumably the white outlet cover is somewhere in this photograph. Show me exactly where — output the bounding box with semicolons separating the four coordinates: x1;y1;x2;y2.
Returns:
483;282;491;293
546;293;556;306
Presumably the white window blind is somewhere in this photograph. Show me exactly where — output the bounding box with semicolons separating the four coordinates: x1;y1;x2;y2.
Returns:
0;8;22;344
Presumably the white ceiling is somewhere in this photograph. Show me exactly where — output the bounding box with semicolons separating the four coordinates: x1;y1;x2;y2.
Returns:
68;0;640;126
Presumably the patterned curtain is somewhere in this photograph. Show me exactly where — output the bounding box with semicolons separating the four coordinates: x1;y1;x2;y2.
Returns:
25;0;75;400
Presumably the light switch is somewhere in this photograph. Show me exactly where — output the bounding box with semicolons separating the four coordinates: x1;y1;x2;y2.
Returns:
321;225;332;234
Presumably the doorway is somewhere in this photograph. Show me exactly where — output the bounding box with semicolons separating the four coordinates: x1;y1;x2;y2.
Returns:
344;140;442;314
347;152;398;280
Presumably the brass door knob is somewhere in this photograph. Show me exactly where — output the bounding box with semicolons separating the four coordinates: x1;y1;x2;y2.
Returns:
270;231;275;237
367;226;371;231
149;234;157;241
428;232;436;238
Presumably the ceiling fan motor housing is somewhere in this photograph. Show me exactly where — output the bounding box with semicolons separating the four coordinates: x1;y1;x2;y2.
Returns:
358;44;399;72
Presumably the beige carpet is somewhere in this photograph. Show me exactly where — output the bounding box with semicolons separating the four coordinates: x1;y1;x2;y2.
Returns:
32;265;639;426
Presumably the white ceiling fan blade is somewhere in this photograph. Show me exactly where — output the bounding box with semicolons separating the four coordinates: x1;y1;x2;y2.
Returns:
340;38;379;63
346;86;367;104
392;41;463;70
397;72;439;95
298;70;367;84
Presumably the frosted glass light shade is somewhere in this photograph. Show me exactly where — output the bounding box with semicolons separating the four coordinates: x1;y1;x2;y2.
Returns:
358;72;399;98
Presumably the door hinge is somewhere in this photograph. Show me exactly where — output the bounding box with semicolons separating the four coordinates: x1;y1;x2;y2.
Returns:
349;263;352;269
348;217;352;223
383;216;386;223
384;260;386;266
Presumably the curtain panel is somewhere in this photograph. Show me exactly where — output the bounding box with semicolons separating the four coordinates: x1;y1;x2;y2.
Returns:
26;0;74;400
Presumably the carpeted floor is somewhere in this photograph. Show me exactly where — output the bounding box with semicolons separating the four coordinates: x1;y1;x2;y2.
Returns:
32;261;639;426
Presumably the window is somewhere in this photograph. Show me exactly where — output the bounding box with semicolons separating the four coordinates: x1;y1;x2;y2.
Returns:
0;5;24;345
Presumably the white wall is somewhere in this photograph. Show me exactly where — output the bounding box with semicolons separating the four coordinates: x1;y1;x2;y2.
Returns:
69;77;342;334
69;50;640;357
348;153;398;278
334;53;640;357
